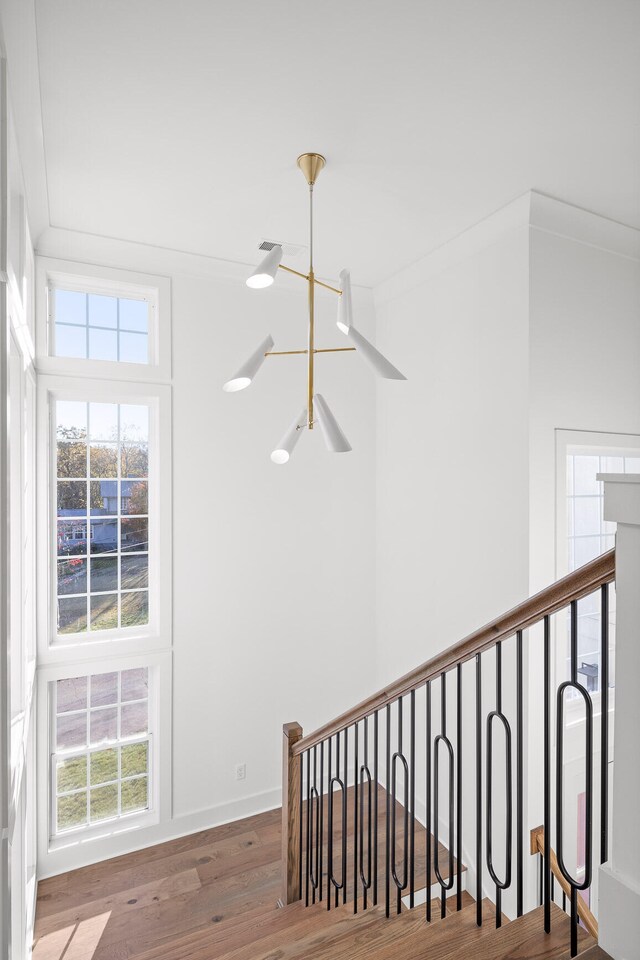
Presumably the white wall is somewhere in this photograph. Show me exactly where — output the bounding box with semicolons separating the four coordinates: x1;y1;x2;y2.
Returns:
372;191;640;920
34;228;378;871
374;202;531;686
525;195;640;919
373;198;531;916
528;193;640;594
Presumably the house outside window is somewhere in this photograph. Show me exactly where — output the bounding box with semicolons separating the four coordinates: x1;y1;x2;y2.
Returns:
55;399;150;638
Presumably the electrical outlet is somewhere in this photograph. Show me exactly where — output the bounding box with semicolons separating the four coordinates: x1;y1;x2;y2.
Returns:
235;763;247;781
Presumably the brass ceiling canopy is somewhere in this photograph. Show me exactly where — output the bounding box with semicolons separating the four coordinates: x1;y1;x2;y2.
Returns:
296;152;326;186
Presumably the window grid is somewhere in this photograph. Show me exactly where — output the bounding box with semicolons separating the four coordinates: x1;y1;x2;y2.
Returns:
55;400;150;637
564;453;640;692
52;669;150;836
52;287;149;365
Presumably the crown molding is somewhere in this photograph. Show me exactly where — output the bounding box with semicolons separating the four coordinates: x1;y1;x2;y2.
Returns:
373;193;531;306
374;190;640;307
529;191;640;262
35;226;373;302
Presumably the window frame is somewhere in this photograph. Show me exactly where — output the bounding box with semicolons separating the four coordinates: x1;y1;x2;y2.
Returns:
35;257;171;382
554;428;640;716
37;652;171;857
50;669;152;840
37;376;172;664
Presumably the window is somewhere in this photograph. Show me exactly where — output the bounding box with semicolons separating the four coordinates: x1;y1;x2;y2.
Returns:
51;667;150;835
561;441;640;694
36;258;171;382
55;399;150;637
53;287;150;364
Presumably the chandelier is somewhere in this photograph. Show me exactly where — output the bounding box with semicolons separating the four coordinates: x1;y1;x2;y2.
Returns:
223;153;406;464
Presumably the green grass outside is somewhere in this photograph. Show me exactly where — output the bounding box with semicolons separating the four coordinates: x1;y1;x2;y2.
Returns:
56;743;148;831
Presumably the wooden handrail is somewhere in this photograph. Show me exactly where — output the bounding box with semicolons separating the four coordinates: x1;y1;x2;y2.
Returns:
292;549;615;756
530;826;599;940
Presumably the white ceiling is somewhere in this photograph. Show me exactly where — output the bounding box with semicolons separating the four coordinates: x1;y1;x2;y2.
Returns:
19;0;640;284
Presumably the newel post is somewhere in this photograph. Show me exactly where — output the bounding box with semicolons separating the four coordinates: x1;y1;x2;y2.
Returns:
282;721;303;905
597;473;640;960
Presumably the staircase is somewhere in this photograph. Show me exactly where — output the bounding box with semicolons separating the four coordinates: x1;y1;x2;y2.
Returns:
137;892;595;960
278;550;615;959
34;550;617;960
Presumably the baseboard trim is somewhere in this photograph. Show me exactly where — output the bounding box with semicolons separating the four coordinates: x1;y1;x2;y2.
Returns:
37;786;282;880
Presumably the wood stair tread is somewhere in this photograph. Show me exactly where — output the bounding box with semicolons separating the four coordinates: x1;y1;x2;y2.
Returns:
577;947;614;960
443;903;594;960
130;903;307;960
215;902;391;960
392;889;474;926
363;896;496;960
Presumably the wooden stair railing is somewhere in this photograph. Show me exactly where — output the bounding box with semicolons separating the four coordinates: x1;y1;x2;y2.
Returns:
282;549;615;958
530;826;599;941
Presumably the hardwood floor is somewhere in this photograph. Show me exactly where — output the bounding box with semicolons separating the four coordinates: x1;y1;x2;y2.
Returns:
34;808;284;960
33;795;601;960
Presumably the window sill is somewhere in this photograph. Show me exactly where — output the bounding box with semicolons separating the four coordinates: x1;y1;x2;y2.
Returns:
48;807;159;853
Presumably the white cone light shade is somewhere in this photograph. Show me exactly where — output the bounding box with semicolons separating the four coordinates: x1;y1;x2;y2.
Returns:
223;334;274;392
271;408;307;465
336;268;353;333
337;323;406;380
314;394;352;453
246;245;283;288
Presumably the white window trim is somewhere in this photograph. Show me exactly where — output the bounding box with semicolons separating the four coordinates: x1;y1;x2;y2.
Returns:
37;651;172;860
554;428;640;719
37;375;172;665
35;257;171;382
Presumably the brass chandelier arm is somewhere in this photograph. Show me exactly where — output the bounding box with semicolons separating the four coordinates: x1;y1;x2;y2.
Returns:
313;278;342;296
265;349;308;356
278;264;309;281
277;264;342;296
314;347;355;354
265;347;356;357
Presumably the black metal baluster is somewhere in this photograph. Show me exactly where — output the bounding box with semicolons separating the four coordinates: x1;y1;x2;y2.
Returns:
319;739;324;902
486;641;512;929
434;673;455;919
441;672;447;919
306;748;310;906
354;722;358;914
311;745;318;904
328;733;348;910
557;682;593;957
343;727;348;906
374;710;379;906
426;681;432;922
391;697;408;915
398;696;403;916
544;615;551;933
476;653;482;926
571;600;578;683
360;716;372;910
410;690;416;909
327;735;333;911
516;630;523;917
385;703;391;918
600;584;609;865
299;752;303;902
556;598;593;958
335;732;340;908
457;664;462;911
